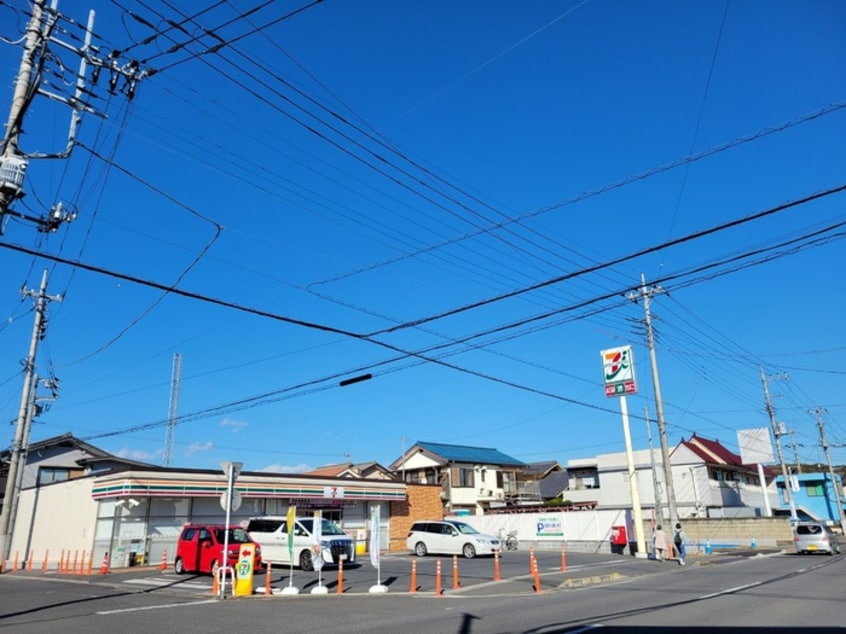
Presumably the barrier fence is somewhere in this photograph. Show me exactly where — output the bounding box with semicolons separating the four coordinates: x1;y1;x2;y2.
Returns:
0;549;109;575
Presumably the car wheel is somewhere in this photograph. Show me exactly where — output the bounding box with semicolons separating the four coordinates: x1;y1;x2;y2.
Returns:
462;543;476;559
174;557;185;575
414;542;428;557
299;549;314;571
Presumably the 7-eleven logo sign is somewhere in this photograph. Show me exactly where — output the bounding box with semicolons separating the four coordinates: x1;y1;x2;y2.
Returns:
600;346;637;397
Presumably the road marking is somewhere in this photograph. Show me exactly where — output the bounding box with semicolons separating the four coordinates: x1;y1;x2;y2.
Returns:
97;599;218;615
122;578;211;590
698;581;763;599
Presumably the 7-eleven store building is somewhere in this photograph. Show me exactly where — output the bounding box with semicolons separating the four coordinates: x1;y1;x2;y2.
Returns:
10;465;407;570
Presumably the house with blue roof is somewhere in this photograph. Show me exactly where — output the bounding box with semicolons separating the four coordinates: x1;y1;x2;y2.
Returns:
389;441;528;515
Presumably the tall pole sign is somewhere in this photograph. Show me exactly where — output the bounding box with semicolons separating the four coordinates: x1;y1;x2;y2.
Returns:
602;346;637;396
600;346;647;558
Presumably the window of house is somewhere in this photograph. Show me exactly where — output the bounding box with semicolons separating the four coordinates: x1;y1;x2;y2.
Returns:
805;484;824;497
452;467;474;488
38;467;70;485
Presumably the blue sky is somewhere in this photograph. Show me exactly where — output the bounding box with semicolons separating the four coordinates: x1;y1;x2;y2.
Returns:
0;0;844;475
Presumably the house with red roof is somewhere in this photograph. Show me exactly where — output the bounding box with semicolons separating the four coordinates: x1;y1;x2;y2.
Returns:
564;434;779;520
670;434;778;518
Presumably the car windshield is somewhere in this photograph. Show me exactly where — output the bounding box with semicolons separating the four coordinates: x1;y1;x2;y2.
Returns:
450;521;480;535
214;528;252;544
298;518;346;536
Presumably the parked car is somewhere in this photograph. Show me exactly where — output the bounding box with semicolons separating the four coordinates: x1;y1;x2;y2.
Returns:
793;521;841;555
174;524;262;575
406;519;501;558
245;515;355;571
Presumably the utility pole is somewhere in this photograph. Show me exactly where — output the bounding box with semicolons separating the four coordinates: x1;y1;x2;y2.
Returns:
789;429;802;474
0;269;62;565
5;373;59;560
644;406;664;528
813;407;845;533
1;0;148;232
629;273;678;526
760;368;796;520
0;0;44;222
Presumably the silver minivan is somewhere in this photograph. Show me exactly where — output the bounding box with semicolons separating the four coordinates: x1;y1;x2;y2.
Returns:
793;521;841;555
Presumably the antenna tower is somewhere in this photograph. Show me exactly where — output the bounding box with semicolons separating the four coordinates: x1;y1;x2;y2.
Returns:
163;353;182;466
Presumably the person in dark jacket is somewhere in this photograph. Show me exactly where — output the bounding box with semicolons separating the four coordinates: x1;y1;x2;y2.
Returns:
674;523;687;565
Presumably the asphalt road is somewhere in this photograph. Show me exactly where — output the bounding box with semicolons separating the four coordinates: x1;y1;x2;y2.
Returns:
1;550;843;633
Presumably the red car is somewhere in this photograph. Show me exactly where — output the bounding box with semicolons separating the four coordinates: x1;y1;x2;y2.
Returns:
174;524;262;575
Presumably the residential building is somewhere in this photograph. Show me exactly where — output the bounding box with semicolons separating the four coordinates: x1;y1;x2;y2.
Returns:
524;460;570;502
390;441;526;515
564;434;779;519
774;471;846;525
305;461;397;481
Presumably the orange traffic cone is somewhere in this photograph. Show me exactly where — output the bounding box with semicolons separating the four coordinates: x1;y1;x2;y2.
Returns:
99;552;110;574
159;550;168;572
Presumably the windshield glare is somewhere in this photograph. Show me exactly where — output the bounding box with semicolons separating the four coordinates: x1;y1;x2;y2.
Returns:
215;528;252;544
298;518;346;536
451;521;480;535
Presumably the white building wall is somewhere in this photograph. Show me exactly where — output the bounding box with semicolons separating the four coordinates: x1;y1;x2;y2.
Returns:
402;453;439;470
10;477;97;568
450;508;632;548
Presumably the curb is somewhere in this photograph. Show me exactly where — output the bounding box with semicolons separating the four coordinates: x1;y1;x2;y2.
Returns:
558;572;623;589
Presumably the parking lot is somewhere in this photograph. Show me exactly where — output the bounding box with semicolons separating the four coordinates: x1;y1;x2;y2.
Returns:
15;547;775;599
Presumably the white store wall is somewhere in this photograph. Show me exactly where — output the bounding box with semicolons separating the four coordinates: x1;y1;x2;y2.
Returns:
11;476;98;567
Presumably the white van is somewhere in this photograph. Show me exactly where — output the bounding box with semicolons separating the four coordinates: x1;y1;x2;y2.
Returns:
245;515;355;570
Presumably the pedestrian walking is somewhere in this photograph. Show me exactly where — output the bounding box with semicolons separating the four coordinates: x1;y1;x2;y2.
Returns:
653;525;668;561
674;523;687;565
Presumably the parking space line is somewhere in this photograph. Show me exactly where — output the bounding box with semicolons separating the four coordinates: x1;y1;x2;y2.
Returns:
97;599;218;615
122;578;211;590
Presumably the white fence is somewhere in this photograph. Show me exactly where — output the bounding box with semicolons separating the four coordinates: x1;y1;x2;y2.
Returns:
449;508;635;553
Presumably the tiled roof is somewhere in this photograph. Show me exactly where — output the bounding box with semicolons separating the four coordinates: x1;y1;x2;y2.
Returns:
539;471;570;499
415;441;526;467
682;434;743;466
306;463;352;477
524;460;561;477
